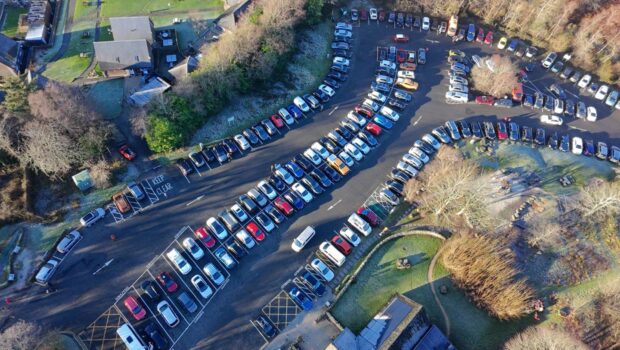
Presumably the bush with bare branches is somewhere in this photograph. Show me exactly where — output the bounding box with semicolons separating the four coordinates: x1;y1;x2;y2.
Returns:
441;234;535;320
503;326;588;350
470;54;519;98
0;320;42;350
89;160;112;189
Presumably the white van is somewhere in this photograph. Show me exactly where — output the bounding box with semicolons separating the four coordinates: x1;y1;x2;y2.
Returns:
291;226;316;252
319;242;346;267
116;323;150;350
445;91;469;103
35;258;59;285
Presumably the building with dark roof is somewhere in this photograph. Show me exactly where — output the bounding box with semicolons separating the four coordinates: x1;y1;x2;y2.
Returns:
24;0;53;45
0;33;29;77
327;294;456;350
219;0;253;32
109;16;155;44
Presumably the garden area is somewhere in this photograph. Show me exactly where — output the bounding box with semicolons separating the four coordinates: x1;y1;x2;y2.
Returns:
1;6;27;38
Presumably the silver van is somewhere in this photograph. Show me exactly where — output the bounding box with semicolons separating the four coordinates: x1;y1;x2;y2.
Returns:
35;258;60;285
116;324;150;350
56;230;81;254
291;226;316;252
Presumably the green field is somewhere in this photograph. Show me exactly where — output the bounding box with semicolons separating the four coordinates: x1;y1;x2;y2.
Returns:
86;79;125;119
1;6;27;37
44;21;95;82
100;0;223;18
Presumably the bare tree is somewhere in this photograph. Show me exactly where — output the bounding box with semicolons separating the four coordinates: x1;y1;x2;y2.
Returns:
526;215;562;251
404;177;424;204
471;54;519;98
504;326;588;350
89;160;112;189
0;320;42;350
577;179;620;222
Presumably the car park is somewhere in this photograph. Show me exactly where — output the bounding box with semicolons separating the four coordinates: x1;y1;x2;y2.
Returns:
80;208;105;227
157;301;180;327
182;238;204;260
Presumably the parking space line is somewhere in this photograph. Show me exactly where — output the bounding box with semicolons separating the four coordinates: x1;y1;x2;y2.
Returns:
124;193;143;214
191;162;203;177
107;204;125;224
250;319;271;344
131;285;175;343
145;268;191;326
141;180;160;205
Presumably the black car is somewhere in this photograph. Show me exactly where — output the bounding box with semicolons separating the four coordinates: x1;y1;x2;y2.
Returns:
483;122;496;140
255;212;275;231
333;35;351;43
560;66;574;80
458;121;472;138
521;126;533;143
548;132;559;149
371;82;391;94
335;127;353;141
256;315;277;338
333;49;351;58
534;128;546;145
243;129;260;145
413;16;420;28
543;95;554;112
328;131;347;147
396;12;404;26
313;89;329;103
523;94;534;108
340;120;360;134
331;41;349;50
285;161;305;178
550;60;564;73
414;140;435;155
534;94;545;109
301;271;326;297
549;84;566;99
358;131;378;147
406;14;414;27
390;169;411;184
310;169;332;188
596;142;609;159
322;165;342;183
222;138;240;155
323;139;341;154
323;78;340;89
212;144;229;163
328;71;347;82
176;158;194;176
583;139;595;156
388;11;396;23
141;280;160;300
200;146;216;163
227;241;246;259
302;176;323;195
494;98;514;108
284;191;305;210
376;67;396;77
509;122;519;141
238;194;259;215
386;180;404;196
331;63;349;74
388;99;406;110
564;99;575;117
559;135;570;152
145;323;168;350
268;175;286;192
294;154;313;172
252;125;271;141
471;121;483;139
264;204;286;224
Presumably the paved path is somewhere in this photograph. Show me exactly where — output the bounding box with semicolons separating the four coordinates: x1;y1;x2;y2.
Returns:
428;246;451;336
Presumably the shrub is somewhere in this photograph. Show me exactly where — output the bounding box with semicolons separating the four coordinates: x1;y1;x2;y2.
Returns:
504;326;588;350
145;114;185;153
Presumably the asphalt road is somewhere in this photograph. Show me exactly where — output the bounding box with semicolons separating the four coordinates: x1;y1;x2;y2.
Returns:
8;18;620;350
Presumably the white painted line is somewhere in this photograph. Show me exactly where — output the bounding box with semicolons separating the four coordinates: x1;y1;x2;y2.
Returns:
327;199;343;211
565;90;580;99
131;285;174;342
569;125;588;132
185;195;205;207
413;115;423;126
328;105;339;116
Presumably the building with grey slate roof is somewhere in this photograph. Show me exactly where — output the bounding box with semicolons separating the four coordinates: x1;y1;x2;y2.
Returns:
109;16;155;44
0;33;29;77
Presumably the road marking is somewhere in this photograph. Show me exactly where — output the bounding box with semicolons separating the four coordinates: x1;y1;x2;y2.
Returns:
425;39;439;43
327;199;343;211
569;125;587;132
186;195;205;206
565;89;580;99
328;105;339;116
413;115;423;126
92;259;114;276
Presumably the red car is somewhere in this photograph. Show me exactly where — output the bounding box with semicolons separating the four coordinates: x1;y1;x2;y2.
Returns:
393;34;409;43
356;207;379;227
123;295;146;320
354;106;374;118
378;9;385;21
359;8;368;21
365;122;382;136
246;221;265;241
157;272;178;293
496;121;508;140
475;95;495;105
331;235;352;256
270;114;284;128
484;31;493;45
118;144;136;161
274;197;294;216
475;28;484;43
396;49;408;63
194;227;216;248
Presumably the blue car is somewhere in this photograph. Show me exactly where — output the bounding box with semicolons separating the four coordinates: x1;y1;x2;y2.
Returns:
373;115;393;129
285;161;305;178
284;191;305;210
301;272;326;297
289;287;313;310
466;24;476;41
287;104;303;119
507;39;519;52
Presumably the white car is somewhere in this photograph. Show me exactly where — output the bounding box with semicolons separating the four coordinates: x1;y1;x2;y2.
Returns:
375;75;394;85
257;180;277;200
215;248;236;269
233;134;251;151
422;134;441;150
397;70;415;79
450;76;468;85
577;74;591;89
191;275;213;299
348;213;371;236
408;147;429;163
339;225;361;246
311;142;330;159
157;301;180;327
273;165;294;185
368;91;387;103
235;229;255;249
278;108;295;125
318;84;335;97
422;16;430;30
352;137;370;154
203;263;225;285
540;114;563;126
397;161;418;177
230;204;249;222
182;238;204;260
572;137;583;155
333;56;350;66
334;29;352;38
362;98;380;112
379;106;400;121
303;149;322;165
206;217;228;240
166;248;192;275
338;151;355;167
553;99;564;114
369;8;377;20
292;183;313;203
471;55;482;68
445;91;469;103
80;208;105;227
449;83;468;93
595;85;609;100
335;22;352;31
344;143;363;161
379;60;396;71
311;258;334;282
293;96;310;112
586;106;597;122
347;111;367;127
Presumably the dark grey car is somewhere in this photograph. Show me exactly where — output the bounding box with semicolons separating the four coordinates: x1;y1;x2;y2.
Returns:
177;292;198;313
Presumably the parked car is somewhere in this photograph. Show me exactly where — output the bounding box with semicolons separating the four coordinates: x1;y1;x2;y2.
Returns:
80;208;105;227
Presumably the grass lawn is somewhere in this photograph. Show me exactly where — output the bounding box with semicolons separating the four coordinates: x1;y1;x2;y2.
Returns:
86;79;124;119
43;21;96;81
1;6;27;37
100;0;223;18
